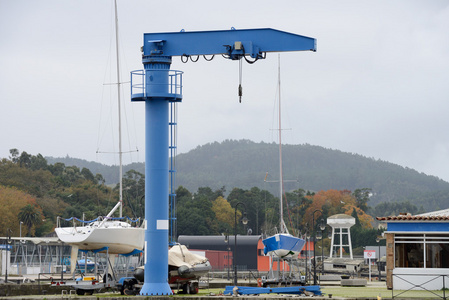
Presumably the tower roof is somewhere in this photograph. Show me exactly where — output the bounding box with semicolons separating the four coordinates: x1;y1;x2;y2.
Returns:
327;214;356;228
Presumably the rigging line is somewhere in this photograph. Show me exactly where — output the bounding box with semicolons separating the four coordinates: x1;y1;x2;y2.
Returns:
96;10;114;158
96;0;117;164
112;4;139;165
282;182;295;233
120;80;138;164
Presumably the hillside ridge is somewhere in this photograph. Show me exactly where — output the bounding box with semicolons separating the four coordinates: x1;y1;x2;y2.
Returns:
47;139;449;209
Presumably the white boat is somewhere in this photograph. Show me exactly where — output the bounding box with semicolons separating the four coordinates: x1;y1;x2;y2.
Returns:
131;244;211;294
55;214;144;254
262;57;305;259
55;0;144;255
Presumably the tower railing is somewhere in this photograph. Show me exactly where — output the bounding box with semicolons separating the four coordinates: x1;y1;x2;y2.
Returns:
130;70;183;101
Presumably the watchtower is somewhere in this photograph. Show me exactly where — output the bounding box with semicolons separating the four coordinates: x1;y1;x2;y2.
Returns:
327;214;356;259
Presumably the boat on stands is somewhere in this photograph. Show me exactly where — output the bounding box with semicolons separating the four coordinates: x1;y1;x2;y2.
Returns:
55;0;144;255
131;244;212;294
262;57;305;259
55;209;144;254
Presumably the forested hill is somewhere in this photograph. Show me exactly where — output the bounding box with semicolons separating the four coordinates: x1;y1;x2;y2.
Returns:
48;139;449;210
175;140;449;208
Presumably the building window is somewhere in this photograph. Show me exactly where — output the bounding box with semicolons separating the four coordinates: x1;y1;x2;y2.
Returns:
426;243;449;268
395;242;423;268
394;233;449;268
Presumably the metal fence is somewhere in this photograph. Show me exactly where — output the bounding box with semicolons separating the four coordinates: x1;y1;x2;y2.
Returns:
392;273;449;299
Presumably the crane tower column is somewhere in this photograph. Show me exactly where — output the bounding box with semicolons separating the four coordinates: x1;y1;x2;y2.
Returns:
132;45;182;295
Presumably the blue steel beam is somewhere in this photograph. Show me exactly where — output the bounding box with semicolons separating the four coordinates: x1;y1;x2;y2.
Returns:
143;28;316;59
134;28;316;296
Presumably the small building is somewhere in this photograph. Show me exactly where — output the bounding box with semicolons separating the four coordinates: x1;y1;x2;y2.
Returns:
178;235;261;271
323;257;364;274
377;209;449;290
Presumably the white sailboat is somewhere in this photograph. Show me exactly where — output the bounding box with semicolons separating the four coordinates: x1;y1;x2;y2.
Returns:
55;0;144;255
262;57;306;259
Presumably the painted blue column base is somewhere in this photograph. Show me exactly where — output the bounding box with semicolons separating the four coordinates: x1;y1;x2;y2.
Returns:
140;282;173;296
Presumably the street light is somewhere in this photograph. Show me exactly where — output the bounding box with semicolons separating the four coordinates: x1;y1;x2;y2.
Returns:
20;221;23;238
376;236;381;281
5;228;12;283
303;226;309;285
312;209;322;286
316;229;322;279
224;234;230;281
234;202;248;286
319;219;325;275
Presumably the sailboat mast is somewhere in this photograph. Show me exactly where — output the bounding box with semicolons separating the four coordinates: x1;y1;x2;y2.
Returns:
114;0;123;218
277;55;284;234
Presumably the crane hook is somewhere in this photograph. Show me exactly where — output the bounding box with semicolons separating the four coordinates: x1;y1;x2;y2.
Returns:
238;58;243;103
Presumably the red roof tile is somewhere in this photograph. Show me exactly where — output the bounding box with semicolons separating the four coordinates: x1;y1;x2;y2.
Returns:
376;215;449;221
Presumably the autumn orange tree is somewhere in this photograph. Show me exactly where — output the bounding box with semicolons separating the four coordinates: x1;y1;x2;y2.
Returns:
1;150;119;237
301;189;374;229
0;185;43;236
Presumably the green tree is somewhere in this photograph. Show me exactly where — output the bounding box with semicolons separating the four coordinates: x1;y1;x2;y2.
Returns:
18;151;32;168
228;187;277;235
9;148;19;163
119;169;145;218
176;187;218;235
18;204;41;237
353;188;371;212
81;167;96;183
30;154;48;171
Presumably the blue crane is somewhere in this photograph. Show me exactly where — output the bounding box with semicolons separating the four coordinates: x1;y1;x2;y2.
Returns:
130;28;316;296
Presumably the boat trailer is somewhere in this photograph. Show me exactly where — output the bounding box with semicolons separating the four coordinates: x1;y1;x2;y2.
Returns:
224;285;322;296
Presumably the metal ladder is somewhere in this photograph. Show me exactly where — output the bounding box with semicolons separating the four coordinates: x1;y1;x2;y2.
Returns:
169;101;177;246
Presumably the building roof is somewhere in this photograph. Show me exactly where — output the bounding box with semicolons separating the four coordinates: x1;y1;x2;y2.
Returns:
417;208;449;217
376;210;449;222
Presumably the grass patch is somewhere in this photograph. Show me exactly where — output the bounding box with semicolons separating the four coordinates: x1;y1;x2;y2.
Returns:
94;286;449;298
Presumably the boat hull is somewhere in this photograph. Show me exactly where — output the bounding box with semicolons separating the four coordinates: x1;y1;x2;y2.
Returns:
55;221;145;254
262;233;305;259
134;244;212;285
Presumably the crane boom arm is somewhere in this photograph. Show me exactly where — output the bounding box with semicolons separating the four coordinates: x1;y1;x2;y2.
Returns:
143;28;316;59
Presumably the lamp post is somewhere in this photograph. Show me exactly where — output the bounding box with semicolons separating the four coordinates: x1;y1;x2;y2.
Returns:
316;228;322;281
5;229;12;283
224;234;230;281
20;221;23;238
319;219;325;275
312;209;322;285
303;226;308;285
234;202;248;286
376;237;381;281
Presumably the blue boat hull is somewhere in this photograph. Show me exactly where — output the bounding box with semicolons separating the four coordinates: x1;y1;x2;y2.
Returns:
262;233;306;259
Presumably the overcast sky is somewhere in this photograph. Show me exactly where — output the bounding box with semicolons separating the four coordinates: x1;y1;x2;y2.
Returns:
1;0;449;182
